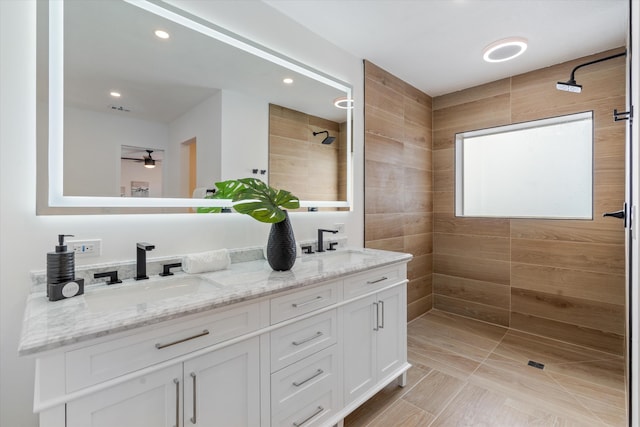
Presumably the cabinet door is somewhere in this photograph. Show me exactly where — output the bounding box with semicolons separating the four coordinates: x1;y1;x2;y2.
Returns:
66;364;182;427
183;336;260;427
376;285;406;380
342;294;377;405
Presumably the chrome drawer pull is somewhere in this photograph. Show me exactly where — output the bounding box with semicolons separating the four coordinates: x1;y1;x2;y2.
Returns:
292;296;323;308
174;378;180;427
379;300;385;329
190;372;197;424
155;330;210;349
366;276;388;284
292;369;324;387
292;331;323;346
293;406;324;426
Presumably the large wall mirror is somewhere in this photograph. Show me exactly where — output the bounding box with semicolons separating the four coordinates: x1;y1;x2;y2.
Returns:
37;0;353;213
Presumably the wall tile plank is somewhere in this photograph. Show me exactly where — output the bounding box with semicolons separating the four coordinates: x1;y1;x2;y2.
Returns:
364;60;433;320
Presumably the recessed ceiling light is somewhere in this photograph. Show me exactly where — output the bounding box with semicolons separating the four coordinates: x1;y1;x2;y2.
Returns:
334;96;354;109
110;91;121;98
483;37;527;63
283;78;294;84
154;29;170;39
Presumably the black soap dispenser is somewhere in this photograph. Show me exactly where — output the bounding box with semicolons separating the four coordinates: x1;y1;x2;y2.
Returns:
47;234;84;301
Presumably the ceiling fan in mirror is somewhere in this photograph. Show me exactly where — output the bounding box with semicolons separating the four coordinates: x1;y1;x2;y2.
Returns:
121;149;161;169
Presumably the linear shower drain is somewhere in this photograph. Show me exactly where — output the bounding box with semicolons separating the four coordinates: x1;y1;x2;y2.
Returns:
527;360;545;370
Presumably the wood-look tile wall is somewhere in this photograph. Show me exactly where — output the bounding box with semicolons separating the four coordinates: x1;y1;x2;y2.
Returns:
269;104;344;208
432;48;627;355
363;61;433;321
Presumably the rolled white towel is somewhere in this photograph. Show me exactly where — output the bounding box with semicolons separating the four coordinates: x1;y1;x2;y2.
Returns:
263;242;302;260
182;249;230;274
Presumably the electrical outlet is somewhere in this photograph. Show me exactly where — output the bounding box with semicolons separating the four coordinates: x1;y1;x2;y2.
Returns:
68;239;102;258
334;223;345;233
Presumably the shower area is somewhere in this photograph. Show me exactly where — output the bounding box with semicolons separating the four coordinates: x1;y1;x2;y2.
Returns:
362;46;628;424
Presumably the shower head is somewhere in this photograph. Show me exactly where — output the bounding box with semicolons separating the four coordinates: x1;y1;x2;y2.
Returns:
556;79;582;93
555;51;625;94
313;130;336;145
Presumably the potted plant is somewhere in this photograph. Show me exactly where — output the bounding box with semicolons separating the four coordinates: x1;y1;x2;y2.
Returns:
202;178;300;271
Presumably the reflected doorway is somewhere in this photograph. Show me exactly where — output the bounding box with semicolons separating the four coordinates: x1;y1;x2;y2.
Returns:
120;146;164;197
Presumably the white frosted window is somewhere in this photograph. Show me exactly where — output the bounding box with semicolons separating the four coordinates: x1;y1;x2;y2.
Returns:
455;111;593;219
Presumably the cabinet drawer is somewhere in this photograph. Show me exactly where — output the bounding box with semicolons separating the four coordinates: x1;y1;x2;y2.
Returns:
270;281;339;324
271;384;338;427
271;345;338;412
343;265;404;300
66;301;261;392
271;309;337;372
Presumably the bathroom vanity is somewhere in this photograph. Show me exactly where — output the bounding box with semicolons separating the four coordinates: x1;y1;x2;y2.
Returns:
19;248;412;427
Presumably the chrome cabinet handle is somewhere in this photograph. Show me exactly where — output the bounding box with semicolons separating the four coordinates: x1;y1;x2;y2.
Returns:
379;300;385;329
173;378;180;427
292;331;323;346
292;296;323;308
292;369;324;387
155;330;209;349
366;276;388;284
190;372;197;424
373;302;379;331
293;406;324;426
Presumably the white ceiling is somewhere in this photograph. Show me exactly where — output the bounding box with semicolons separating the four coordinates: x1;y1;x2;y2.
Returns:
263;0;628;96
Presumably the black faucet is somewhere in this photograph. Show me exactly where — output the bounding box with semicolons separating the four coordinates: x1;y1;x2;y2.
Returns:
135;242;155;280
317;229;338;252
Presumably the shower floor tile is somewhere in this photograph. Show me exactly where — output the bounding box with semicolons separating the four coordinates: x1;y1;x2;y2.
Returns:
344;309;627;427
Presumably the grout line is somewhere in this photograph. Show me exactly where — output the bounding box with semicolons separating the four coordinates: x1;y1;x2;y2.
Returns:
425;379;468;426
544;369;611;427
467;328;508;378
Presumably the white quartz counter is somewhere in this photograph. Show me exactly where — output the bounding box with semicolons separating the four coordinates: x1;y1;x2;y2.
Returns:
19;248;412;356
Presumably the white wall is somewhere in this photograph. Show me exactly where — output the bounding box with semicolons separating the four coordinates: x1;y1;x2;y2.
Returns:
0;1;364;425
64;106;169;197
168;92;222;197
220;90;269;181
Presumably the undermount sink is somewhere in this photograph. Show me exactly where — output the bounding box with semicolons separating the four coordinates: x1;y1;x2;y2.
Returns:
302;249;377;265
83;275;217;312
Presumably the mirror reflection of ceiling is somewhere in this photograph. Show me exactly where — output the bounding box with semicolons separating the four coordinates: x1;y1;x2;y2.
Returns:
63;0;347;125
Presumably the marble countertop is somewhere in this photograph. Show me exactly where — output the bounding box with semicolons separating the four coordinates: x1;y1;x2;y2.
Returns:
19;248;412;356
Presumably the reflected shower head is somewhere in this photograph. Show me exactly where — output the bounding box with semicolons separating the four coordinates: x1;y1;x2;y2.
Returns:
555;51;625;94
313;130;335;145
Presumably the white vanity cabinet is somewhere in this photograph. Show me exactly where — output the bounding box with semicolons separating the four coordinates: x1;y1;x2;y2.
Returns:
183;337;261;427
66;337;260;427
25;254;411;427
66;364;183;427
342;267;407;406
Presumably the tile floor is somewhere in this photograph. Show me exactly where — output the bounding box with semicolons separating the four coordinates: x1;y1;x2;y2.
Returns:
344;310;627;427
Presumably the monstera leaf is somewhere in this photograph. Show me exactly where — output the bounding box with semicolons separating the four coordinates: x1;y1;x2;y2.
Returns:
200;178;299;223
196;180;245;214
231;178;300;223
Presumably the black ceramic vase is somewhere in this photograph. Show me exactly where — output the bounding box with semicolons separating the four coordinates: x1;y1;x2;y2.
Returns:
266;211;296;271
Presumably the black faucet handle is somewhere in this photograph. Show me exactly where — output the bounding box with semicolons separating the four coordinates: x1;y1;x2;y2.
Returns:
94;270;122;285
160;262;182;277
301;245;314;254
328;242;338;251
